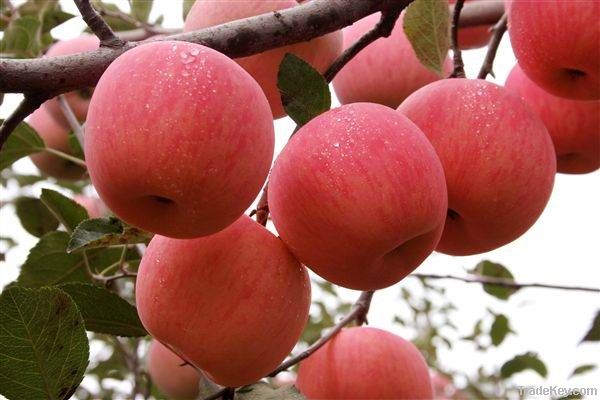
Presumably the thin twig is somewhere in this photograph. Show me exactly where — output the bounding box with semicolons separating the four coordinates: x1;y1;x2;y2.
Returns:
95;3;162;34
449;0;466;78
73;0;125;48
0;95;49;147
268;291;374;377
477;13;508;80
411;273;600;293
57;95;85;146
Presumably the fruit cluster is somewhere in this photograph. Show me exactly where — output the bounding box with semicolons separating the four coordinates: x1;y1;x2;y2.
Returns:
25;0;599;397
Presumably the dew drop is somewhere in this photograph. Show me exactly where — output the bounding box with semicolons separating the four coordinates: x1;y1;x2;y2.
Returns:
189;47;200;56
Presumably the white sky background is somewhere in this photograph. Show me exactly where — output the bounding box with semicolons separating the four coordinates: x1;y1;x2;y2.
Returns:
1;0;599;397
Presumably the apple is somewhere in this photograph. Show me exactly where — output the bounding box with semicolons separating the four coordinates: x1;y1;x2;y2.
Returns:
508;0;600;100
431;372;466;400
135;215;311;387
296;327;433;399
147;341;200;400
398;79;556;255
268;103;447;290
85;41;274;239
27;106;86;180
183;0;342;119
43;35;100;126
332;12;452;109
449;0;491;49
73;195;106;218
505;64;600;174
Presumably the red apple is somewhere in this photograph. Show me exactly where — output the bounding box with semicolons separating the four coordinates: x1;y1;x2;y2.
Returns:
27;106;86;180
136;215;311;387
43;35;100;126
332;12;452;109
431;372;466;400
508;0;600;100
398;79;556;255
505;64;600;174
296;327;433;399
73;195;106;218
85;41;274;239
183;0;342;119
268;103;447;290
147;341;200;400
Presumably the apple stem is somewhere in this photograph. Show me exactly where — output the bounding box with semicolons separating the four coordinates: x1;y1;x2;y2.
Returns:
449;0;466;78
73;0;126;48
477;13;509;80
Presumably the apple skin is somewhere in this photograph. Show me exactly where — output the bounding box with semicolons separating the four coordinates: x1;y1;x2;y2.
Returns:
431;372;466;400
508;0;600;100
332;13;452;109
183;0;342;119
43;35;100;126
449;0;491;49
505;64;600;174
147;341;200;400
85;41;274;239
27;106;86;180
268;103;447;290
135;215;311;387
73;195;105;218
296;327;433;399
398;79;556;256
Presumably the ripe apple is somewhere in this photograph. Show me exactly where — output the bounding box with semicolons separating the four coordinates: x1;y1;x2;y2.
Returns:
398;79;556;255
268;103;447;290
508;0;600;100
43;35;100;126
431;372;466;400
449;0;491;49
332;13;452;109
73;195;105;218
296;327;433;399
27;106;86;180
136;215;311;387
183;0;342;119
147;341;200;400
505;64;600;174
85;41;274;239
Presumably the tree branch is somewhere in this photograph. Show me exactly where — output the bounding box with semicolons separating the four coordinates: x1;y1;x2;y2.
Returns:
73;0;125;48
0;95;49;146
411;273;600;293
449;0;466;78
477;13;508;79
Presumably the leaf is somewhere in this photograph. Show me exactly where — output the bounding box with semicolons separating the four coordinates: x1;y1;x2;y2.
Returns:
0;120;44;170
182;0;195;20
0;286;89;400
90;1;137;31
11;174;45;187
14;196;59;237
68;217;153;253
68;132;84;161
461;319;483;341
0;15;43;58
403;0;451;75
237;383;305;400
129;0;153;23
58;283;147;337
490;314;511;346
580;311;600;343
570;364;596;378
41;9;75;33
277;53;331;126
470;260;518;300
40;188;89;233
500;352;547;379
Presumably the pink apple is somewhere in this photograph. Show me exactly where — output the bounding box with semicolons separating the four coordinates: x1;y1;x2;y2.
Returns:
508;0;600;100
136;215;311;387
73;195;106;218
398;79;556;255
147;341;200;400
296;327;433;399
332;12;452;109
268;103;447;290
183;0;342;119
85;41;274;239
505;64;600;174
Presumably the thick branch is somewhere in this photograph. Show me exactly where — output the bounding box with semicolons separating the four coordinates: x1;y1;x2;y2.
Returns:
412;273;600;293
73;0;125;48
477;13;508;79
449;0;466;78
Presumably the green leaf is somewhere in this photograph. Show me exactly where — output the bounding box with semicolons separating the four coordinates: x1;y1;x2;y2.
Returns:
40;188;89;233
14;196;59;237
58;283;147;337
570;364;596;378
0;120;45;170
0;286;89;400
581;311;600;343
0;15;43;58
182;0;195;20
68;132;84;161
90;1;137;31
68;217;153;253
41;9;75;33
237;383;305;400
403;0;450;76
11;174;45;187
129;0;153;23
277;53;331;126
462;319;483;341
490;314;511;346
470;260;518;300
500;352;547;379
